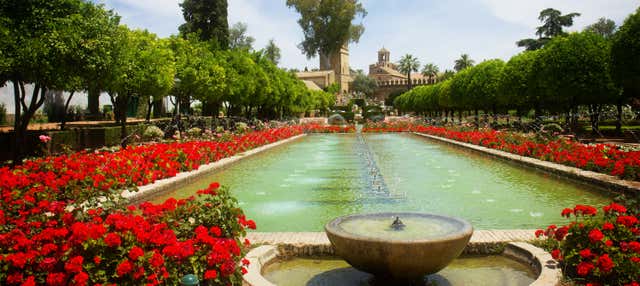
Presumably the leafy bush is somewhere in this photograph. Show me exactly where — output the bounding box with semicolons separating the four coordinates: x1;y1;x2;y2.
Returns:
234;122;248;133
0;103;6;125
536;203;640;285
143;125;165;141
186;127;202;138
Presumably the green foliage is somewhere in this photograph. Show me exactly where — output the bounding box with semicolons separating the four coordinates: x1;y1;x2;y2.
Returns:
498;51;540;111
351;71;378;97
263;39;281;65
286;0;367;58
179;0;229;48
517;8;581;50
143;125;165;141
0;103;6;125
229;22;255;51
584;18;617;38
612;7;640;100
422;63;439;80
398;54;420;89
453;54;474;72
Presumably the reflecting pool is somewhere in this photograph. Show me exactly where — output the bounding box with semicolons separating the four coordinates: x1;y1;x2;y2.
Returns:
152;133;610;231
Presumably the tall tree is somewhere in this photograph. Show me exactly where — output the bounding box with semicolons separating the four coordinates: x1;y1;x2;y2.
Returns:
421;63;440;83
286;0;366;68
398;54;420;89
179;0;229;48
263;39;281;65
107;28;175;147
229;22;254;51
438;69;455;81
1;0;118;163
454;54;474;72
517;8;580;50
585;18;617;38
611;8;640;133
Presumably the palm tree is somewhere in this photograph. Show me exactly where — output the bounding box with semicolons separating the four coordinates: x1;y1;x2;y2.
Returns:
421;63;439;83
398;54;420;89
454;54;474;72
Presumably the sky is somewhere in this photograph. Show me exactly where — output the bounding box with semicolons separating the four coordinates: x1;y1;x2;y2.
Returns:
1;1;638;111
95;0;638;72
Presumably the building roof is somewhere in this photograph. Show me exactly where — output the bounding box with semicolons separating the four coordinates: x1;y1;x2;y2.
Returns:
302;80;322;91
295;70;334;78
378;47;389;53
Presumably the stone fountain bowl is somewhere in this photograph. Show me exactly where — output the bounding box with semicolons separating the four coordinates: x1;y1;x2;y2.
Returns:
325;212;473;280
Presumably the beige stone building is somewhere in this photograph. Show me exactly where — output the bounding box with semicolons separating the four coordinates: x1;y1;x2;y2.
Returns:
368;48;433;101
296;45;352;96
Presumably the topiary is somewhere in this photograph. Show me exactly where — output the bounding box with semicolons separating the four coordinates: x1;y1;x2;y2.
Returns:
143;125;165;141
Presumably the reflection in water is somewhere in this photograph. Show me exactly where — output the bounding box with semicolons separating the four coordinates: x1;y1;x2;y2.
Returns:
263;256;536;286
154;134;611;231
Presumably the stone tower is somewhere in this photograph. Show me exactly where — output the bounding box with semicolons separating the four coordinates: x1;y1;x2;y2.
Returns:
378;47;390;65
319;44;351;94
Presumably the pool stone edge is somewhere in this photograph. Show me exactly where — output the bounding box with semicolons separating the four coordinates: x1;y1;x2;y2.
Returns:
121;134;307;204
243;240;561;286
412;132;640;195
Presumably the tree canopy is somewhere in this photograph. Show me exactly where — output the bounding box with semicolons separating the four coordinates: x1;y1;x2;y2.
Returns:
229;22;255;51
351;70;378;98
179;0;229;48
454;54;474;71
286;0;366;59
263;39;281;66
517;8;580;51
398;54;420;89
612;7;640;100
585;18;617;38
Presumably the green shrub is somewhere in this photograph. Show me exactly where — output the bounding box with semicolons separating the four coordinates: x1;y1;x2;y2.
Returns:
143;125;165;141
0;103;6;125
235;122;248;133
186;127;202;137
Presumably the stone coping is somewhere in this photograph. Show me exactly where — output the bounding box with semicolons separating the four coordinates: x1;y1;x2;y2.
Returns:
412;132;640;195
243;231;561;286
121;134;306;204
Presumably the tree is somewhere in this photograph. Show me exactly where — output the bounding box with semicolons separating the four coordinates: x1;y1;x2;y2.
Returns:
107;28;175;147
263;39;281;65
286;0;366;67
179;0;229;48
535;32;617;132
438;69;455;81
585;18;617;38
517;8;580;50
454;54;474;72
1;0;118;163
422;63;439;83
611;8;640;133
498;51;540;119
229;22;254;51
466;59;505;122
398;54;420;89
351;70;378;98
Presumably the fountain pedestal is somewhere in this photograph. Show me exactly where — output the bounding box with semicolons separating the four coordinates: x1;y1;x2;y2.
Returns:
325;212;473;280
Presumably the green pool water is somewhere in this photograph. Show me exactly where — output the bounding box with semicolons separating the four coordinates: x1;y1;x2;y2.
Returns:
262;256;536;286
152;133;610;231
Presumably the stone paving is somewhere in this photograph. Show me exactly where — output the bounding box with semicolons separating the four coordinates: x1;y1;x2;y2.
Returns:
246;229;538;246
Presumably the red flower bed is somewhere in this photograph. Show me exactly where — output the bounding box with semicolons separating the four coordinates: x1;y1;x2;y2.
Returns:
537;203;640;285
413;126;640;181
0;126;301;285
302;124;355;133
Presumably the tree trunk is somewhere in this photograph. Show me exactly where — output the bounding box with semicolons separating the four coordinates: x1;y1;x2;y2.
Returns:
474;109;479;129
60;91;76;130
615;100;623;135
88;87;101;119
119;95;130;148
12;83;47;164
12;81;22;165
153;98;165;118
146;97;153;123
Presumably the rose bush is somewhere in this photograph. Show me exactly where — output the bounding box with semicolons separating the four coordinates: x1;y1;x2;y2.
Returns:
536;203;640;285
0;126;304;285
0;182;255;285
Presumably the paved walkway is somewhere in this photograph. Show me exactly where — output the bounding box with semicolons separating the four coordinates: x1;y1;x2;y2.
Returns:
246;229;537;245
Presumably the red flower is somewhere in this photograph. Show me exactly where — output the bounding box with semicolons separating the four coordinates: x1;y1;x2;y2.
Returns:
551;249;562;260
617;216;639;228
588;229;604;243
45;273;66;286
93;256;101;265
104;233;122;247
597;254;614;273
71;272;89;286
535;229;544;238
128;246;144;261
149;251;164;269
561;208;573;217
21;276;36;286
575;205;598;216
64;256;84;273
603;203;627;214
577;261;595;276
555;226;569;241
602;222;615;231
116;260;134;277
580;248;593;259
204;269;218;280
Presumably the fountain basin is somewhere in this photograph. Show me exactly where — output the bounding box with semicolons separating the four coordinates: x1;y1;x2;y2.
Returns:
325;212;473;279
